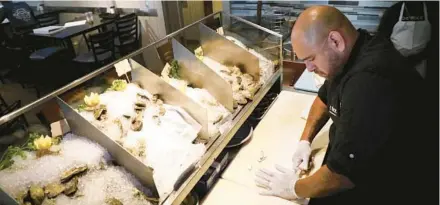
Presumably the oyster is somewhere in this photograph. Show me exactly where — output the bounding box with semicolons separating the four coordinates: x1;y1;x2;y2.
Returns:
240;90;253;100
134;101;146;108
51;135;62;145
151;94;159;103
15;189;29;204
133;189;159;203
44;183;65;198
113;119;126;139
63;177;79;196
220;69;232;75
235;76;242;84
152;115;161;126
136;93;149;101
93;105;107;121
233;93;247;105
29;185;45;205
131;114;143;131
41;199;55;205
230;66;242;75
158;106;166;116
106;197;123;205
60;165;88;183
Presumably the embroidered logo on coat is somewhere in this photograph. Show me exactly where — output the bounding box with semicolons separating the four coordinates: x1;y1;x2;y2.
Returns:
329;106;338;116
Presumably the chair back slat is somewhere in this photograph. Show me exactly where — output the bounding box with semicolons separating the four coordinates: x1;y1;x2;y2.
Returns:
99;13;119;32
89;30;115;63
36;12;60;27
115;13;138;43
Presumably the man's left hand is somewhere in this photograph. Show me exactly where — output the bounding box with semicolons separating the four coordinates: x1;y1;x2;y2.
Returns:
255;164;301;200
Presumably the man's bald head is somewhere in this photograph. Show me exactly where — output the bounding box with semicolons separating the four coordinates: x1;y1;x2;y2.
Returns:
291;6;359;79
292;5;355;46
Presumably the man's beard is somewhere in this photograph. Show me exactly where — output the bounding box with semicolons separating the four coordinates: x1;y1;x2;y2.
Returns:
324;49;342;79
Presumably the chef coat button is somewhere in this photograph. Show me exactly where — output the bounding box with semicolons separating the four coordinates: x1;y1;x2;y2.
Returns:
349;154;354;159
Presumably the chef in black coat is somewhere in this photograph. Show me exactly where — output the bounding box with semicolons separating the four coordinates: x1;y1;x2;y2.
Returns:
255;5;433;205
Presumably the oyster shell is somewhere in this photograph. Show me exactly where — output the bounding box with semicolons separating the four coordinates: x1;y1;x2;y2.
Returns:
131;114;143;131
93;105;107;121
233;93;247;105
51;135;62;145
236;76;242;84
41;199;55;205
60;165;88;183
152;115;161;126
158;106;166;116
133;189;160;203
15;189;29;204
63;177;79;196
136;93;149;103
105;197;123;205
44;183;65;198
151;94;159;103
29;185;45;205
134;101;146;108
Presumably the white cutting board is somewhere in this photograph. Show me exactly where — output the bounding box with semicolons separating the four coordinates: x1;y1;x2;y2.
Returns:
220;91;332;192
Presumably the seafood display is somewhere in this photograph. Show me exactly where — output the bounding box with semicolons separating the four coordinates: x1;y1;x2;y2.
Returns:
194;47;262;108
161;61;231;138
0;133;154;205
0;13;281;205
75;80;206;198
196;33;277;85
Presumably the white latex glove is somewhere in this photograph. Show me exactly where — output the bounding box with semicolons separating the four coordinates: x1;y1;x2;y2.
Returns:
255;164;300;200
292;140;312;171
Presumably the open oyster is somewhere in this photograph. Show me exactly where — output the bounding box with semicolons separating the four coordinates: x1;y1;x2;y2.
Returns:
106;197;123;205
60;165;88;183
29;185;45;205
44;183;65;198
63;177;78;196
94;105;108;121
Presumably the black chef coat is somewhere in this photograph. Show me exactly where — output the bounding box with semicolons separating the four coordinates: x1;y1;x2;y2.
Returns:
308;29;429;205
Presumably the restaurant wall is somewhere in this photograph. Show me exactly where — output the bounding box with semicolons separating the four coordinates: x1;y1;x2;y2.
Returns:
226;1;396;33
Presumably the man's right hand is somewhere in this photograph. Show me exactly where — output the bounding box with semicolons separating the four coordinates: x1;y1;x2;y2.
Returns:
292;140;312;171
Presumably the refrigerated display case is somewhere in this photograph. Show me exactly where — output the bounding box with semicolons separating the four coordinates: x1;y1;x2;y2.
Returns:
0;11;283;205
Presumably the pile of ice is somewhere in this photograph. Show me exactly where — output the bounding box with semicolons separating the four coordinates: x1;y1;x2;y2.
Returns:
55;166;151;205
0;134;153;205
0;134;110;197
77;83;207;198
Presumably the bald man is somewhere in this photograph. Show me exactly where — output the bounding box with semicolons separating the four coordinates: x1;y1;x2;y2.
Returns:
255;6;429;205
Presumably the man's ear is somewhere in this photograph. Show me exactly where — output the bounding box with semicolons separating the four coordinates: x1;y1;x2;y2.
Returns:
328;31;345;53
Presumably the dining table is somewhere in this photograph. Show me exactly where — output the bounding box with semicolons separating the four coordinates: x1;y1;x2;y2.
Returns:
28;15;114;57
